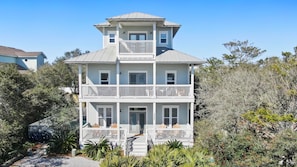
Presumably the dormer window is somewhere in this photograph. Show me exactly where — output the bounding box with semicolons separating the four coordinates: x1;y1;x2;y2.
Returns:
159;31;168;44
108;31;115;43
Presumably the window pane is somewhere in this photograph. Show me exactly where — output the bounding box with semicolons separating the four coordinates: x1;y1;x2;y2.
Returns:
164;118;169;126
161;34;166;39
139;34;146;40
172;108;178;117
109;34;115;43
172;118;177;125
106;118;112;127
98;108;104;117
106;109;112;117
129;74;136;84
161;39;166;43
101;73;108;80
99;118;104;126
129;73;146;84
164;108;170;117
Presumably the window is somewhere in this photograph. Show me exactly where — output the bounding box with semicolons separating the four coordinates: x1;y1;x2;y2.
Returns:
163;106;179;127
129;72;146;84
129;33;146;40
97;106;113;127
166;71;176;84
159;31;168;44
99;71;110;85
108;31;115;43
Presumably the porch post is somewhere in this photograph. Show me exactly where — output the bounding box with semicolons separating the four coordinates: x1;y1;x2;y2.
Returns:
79;102;83;146
190;64;194;97
78;64;82;98
153;22;156;58
190;102;194;130
117;102;120;142
153;62;156;98
153;102;156;142
116;60;120;98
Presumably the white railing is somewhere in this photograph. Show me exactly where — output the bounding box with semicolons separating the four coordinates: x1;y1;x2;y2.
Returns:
119;40;153;54
82;127;126;143
156;85;191;97
147;125;193;146
81;85;117;97
120;85;154;96
81;84;191;98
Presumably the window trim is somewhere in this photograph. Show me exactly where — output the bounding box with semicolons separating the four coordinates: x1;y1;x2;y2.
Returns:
159;31;168;44
128;71;147;84
162;105;179;127
165;70;176;85
96;105;113;128
108;31;116;44
99;70;110;85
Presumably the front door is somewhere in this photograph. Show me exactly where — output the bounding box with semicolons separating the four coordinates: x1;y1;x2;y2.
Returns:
129;108;146;134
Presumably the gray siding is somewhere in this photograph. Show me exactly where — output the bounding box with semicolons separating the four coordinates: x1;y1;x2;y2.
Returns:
156;64;189;84
156;103;188;125
120;64;153;84
88;102;117;126
87;64;116;84
156;27;172;48
119;103;153;125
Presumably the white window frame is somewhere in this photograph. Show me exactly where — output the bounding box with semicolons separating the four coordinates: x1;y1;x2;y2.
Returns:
165;70;176;84
99;70;110;85
128;71;147;84
159;31;168;44
128;31;147;40
96;105;113;128
108;31;116;44
162;105;179;127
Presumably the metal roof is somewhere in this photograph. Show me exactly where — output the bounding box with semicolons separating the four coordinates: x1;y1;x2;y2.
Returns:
64;46;117;64
156;47;205;65
107;12;165;21
0;45;46;58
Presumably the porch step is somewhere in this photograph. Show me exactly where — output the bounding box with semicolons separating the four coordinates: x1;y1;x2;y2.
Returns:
128;136;147;156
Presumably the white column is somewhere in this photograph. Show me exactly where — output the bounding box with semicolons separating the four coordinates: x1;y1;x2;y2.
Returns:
116;23;120;58
78;64;82;98
79;102;83;146
153;22;156;58
190;65;194;97
117;102;120;142
116;60;120;98
153;102;156;142
153;62;156;97
190;102;194;129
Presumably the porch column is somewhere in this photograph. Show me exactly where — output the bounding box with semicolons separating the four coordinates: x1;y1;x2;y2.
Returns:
78;64;82;98
153;22;156;58
79;102;83;146
116;23;120;58
190;65;194;97
190;102;194;129
153;62;156;97
117;102;120;142
153;102;156;142
116;60;120;98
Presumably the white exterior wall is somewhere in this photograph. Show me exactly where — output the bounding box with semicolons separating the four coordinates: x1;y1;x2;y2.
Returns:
16;58;37;71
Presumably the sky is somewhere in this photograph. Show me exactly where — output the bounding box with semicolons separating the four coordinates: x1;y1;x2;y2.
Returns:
0;0;296;63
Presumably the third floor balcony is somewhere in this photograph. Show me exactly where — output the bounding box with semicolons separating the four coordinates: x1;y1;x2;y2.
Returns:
119;40;154;55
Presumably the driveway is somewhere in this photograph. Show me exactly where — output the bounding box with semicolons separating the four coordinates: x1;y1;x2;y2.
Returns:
11;149;99;167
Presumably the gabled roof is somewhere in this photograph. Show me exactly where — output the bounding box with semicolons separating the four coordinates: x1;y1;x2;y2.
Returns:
65;46;117;64
156;47;205;65
0;45;46;58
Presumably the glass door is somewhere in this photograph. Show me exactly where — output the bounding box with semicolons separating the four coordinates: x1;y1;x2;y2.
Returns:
129;108;146;134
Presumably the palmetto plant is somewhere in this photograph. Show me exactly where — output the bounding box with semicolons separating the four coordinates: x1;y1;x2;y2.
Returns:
166;139;184;149
82;137;110;160
48;129;77;154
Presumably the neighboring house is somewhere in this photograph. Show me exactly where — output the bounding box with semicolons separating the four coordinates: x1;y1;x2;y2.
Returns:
65;12;205;156
0;45;46;71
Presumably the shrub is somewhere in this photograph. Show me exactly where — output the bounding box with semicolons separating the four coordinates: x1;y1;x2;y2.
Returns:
166;139;183;149
82;137;110;160
48;128;77;154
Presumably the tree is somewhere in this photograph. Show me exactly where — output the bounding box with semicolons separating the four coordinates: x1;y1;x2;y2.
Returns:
223;40;266;66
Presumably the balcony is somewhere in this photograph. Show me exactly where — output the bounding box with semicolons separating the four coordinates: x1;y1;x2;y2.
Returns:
119;40;153;55
81;84;192;98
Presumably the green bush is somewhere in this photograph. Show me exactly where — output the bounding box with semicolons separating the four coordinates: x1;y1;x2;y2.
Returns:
48;128;77;154
82;137;110;160
166;139;183;149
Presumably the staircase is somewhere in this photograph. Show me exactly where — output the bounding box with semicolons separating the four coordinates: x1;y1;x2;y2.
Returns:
126;135;147;156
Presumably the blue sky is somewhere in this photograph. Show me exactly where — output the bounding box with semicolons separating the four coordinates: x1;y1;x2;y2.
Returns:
1;0;296;63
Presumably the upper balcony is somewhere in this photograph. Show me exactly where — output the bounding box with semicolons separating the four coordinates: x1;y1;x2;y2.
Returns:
119;40;154;55
80;84;192;99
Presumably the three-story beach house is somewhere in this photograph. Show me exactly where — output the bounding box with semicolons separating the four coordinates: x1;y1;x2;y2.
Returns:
65;12;204;156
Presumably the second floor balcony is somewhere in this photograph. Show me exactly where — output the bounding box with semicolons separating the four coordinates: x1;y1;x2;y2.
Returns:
81;84;192;99
119;40;154;55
